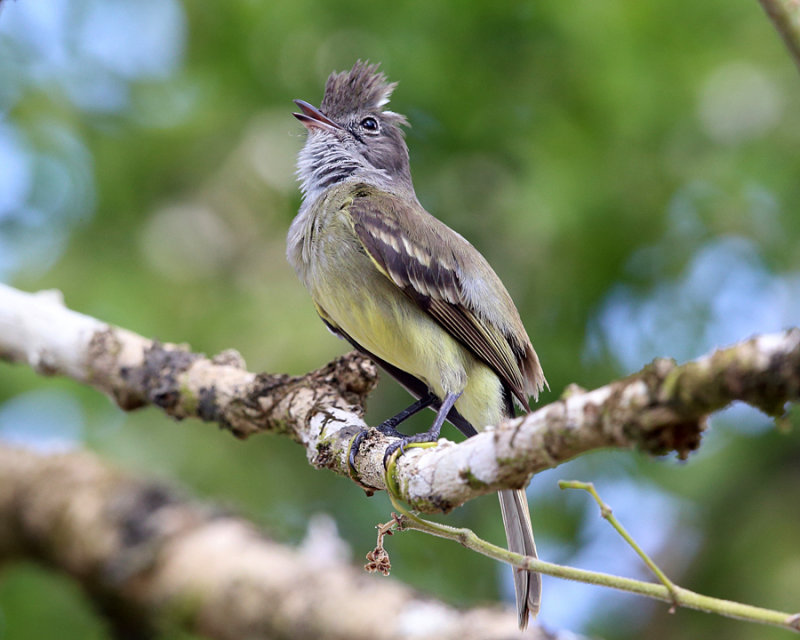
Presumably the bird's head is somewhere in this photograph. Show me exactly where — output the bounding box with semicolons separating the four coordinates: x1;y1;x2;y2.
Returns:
294;61;413;200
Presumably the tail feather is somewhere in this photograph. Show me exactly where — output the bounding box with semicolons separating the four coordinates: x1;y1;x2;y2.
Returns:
498;488;540;629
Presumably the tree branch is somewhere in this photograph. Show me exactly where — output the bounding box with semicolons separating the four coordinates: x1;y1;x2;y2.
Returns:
759;0;800;74
1;283;798;514
0;443;552;640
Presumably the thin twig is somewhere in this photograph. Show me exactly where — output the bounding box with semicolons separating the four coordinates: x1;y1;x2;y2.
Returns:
381;449;800;633
558;479;680;608
759;0;800;74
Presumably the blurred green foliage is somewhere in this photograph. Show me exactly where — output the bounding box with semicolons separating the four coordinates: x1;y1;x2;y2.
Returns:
1;0;799;638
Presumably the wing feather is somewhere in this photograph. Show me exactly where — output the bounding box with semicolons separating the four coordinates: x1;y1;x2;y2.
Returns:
347;185;534;410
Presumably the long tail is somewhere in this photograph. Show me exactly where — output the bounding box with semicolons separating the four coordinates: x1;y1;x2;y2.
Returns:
344;338;542;627
498;488;540;629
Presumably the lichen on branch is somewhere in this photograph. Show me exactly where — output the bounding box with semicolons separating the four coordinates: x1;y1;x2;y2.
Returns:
1;283;798;514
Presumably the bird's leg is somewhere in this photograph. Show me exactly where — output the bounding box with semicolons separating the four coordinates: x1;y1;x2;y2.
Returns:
382;391;462;466
348;393;436;473
376;392;436;436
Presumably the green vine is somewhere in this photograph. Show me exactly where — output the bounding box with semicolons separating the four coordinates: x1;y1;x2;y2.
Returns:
369;447;800;633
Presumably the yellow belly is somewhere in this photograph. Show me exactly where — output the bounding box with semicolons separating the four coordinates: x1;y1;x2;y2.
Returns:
314;264;503;429
305;207;504;430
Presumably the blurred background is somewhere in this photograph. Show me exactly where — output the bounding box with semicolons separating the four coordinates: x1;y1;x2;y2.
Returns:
1;0;799;638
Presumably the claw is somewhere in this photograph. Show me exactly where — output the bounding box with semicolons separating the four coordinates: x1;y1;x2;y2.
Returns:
383;440;402;468
348;429;369;474
349;424;406;475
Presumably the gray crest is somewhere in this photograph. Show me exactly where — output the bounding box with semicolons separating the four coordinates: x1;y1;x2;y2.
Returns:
321;61;408;126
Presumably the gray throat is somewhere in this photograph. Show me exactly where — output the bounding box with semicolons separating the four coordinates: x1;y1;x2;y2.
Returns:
290;130;418;278
297;139;359;202
296;136;408;206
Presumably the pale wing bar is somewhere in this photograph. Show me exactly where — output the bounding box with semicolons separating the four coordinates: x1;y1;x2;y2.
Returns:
348;190;530;409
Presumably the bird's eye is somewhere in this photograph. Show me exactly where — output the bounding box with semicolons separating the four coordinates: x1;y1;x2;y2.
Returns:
360;117;379;132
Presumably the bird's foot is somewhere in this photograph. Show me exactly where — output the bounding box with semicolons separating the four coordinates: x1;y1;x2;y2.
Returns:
349;392;458;473
348;419;407;474
381;428;442;467
375;416;409;438
381;391;461;467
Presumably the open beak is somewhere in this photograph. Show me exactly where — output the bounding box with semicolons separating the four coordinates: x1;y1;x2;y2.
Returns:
293;99;343;132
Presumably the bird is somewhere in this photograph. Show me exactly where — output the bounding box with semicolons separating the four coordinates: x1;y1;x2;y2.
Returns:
287;61;546;629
